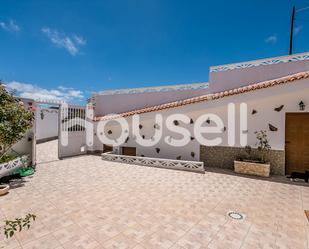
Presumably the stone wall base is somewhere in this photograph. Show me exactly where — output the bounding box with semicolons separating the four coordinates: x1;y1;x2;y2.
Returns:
200;146;285;175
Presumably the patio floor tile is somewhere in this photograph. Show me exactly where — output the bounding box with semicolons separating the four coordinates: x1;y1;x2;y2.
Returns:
0;140;308;249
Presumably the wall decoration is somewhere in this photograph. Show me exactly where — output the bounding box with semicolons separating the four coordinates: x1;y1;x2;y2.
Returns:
107;130;112;134
154;123;160;129
206;118;211;124
190;118;194;124
190;136;195;141
274;105;284;112
156;148;160;153
139;124;143;129
191;152;195;158
176;156;181;160
173;120;179;126
299;101;305;111
252;109;257;115
269;124;278;132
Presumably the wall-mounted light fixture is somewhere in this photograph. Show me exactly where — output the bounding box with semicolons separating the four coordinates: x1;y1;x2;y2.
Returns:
299;101;305;111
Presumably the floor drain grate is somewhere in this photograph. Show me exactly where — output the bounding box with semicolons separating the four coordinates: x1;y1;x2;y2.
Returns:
227;211;245;220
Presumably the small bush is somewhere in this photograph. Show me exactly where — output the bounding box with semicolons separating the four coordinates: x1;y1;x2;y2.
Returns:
3;214;36;239
0;83;34;159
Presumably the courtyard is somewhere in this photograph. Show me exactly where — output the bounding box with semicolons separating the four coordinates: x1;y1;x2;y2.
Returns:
0;141;309;249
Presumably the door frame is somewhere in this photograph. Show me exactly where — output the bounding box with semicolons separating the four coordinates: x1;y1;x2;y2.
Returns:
285;112;309;174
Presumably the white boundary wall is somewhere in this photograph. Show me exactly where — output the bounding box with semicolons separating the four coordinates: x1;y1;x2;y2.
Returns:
36;107;58;141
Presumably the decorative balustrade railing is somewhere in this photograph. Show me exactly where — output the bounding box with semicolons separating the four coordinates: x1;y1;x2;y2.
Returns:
210;52;309;72
101;152;204;173
0;155;30;179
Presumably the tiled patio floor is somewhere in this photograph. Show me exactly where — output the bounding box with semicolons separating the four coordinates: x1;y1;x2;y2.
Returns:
1;142;309;248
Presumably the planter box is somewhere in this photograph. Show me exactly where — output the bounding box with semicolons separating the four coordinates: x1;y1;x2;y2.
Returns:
0;155;29;179
0;185;9;196
234;160;270;177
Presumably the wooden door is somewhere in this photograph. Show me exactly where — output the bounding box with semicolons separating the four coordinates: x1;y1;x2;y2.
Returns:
285;113;309;174
103;144;113;153
122;147;136;156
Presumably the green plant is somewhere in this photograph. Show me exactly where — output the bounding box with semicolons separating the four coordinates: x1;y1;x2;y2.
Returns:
0;154;17;164
0;83;34;159
3;214;36;239
237;145;255;162
255;130;271;163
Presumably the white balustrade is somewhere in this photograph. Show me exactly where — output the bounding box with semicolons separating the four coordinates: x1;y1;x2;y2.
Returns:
102;152;204;173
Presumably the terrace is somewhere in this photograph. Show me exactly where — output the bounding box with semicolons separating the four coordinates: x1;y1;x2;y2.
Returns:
1;140;308;249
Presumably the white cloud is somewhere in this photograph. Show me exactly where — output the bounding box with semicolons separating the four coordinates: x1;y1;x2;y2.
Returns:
265;34;277;44
295;26;303;35
58;85;73;91
6;81;84;103
41;27;86;55
0;20;20;32
73;35;87;45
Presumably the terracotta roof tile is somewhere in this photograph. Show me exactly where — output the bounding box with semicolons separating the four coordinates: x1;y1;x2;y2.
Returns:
95;71;309;121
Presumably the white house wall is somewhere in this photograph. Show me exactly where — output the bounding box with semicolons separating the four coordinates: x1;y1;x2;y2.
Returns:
92;79;309;172
94;88;209;116
209;53;309;93
36;107;58;142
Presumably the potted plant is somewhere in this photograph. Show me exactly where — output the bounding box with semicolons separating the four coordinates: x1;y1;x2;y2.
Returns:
0;83;34;189
234;130;271;177
0;185;9;196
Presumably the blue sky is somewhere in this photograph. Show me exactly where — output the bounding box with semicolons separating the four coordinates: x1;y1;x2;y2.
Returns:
1;0;309;103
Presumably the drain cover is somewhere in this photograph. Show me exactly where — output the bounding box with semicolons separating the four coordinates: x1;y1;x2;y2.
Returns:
227;211;244;220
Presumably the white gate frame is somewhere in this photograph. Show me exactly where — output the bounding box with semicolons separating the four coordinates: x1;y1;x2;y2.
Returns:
58;104;87;159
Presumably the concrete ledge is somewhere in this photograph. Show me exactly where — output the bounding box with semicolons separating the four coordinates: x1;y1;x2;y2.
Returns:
36;136;58;144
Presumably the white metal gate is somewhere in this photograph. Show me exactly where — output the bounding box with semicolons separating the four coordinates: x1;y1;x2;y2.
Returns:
58;104;87;159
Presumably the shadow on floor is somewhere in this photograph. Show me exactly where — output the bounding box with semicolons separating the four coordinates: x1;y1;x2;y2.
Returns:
206;167;309;187
0;174;29;189
36;159;60;165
